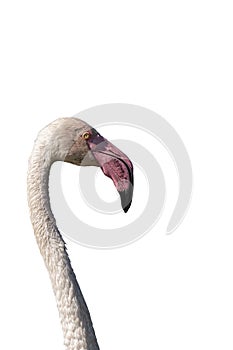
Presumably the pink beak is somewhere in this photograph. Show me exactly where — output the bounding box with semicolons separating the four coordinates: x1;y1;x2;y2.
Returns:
87;130;134;213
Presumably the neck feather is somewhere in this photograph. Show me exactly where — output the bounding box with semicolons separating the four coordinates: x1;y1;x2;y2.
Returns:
27;137;100;350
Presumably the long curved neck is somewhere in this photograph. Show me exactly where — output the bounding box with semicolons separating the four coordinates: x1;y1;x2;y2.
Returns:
27;140;100;350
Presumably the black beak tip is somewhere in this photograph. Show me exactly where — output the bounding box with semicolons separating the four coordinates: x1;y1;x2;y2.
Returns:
123;201;132;213
118;187;133;213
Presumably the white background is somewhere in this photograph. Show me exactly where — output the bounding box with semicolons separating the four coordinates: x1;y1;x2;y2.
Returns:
1;1;233;349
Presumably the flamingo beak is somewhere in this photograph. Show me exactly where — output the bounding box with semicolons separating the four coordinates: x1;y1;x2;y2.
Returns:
87;131;134;213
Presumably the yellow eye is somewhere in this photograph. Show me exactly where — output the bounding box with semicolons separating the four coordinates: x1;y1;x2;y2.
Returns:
82;132;90;140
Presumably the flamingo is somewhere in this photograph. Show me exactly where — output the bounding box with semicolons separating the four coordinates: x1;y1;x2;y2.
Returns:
27;117;134;350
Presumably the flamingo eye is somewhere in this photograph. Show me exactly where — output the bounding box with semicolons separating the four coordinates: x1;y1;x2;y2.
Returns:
82;132;90;140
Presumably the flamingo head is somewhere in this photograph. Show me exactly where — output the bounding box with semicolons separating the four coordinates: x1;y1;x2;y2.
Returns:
63;118;134;213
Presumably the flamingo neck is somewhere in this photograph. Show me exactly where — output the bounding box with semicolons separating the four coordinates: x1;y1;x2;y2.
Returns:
27;139;100;350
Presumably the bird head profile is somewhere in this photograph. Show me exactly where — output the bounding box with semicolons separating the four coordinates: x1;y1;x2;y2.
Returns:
38;117;134;213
